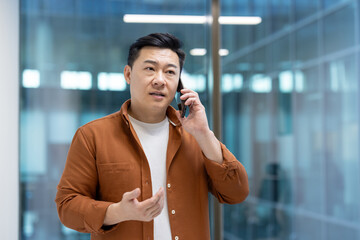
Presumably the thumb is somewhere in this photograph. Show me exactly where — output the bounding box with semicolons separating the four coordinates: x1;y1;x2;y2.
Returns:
123;188;141;201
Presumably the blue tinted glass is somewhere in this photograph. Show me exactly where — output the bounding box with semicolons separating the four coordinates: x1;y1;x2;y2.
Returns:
295;22;319;63
221;1;359;239
20;0;209;239
324;5;355;54
271;0;291;32
295;0;319;20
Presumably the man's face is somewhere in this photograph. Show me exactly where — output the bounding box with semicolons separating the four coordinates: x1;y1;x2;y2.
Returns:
124;46;181;118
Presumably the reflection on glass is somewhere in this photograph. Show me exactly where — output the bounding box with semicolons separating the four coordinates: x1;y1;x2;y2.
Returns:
253;0;270;42
323;5;355;54
22;69;40;88
295;23;319;63
324;55;359;222
271;36;290;71
271;0;291;32
221;1;359;239
20;0;360;239
20;0;209;239
295;0;318;21
324;0;348;8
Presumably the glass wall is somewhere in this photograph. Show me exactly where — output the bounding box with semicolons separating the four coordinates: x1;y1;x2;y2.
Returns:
20;0;210;239
221;0;360;239
20;0;360;239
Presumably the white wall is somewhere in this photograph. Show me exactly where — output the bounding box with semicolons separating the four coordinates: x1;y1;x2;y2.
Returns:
0;0;20;239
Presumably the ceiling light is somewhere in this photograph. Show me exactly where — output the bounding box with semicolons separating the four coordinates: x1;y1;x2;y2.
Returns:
123;14;261;25
219;49;229;56
190;48;229;56
219;16;262;25
123;15;209;24
190;48;207;56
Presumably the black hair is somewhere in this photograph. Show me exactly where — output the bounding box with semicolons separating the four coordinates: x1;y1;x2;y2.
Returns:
127;33;186;72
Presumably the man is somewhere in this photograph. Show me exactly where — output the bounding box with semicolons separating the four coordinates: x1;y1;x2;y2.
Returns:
55;33;249;240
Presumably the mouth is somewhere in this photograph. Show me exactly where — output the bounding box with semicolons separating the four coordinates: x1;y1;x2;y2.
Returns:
149;92;165;97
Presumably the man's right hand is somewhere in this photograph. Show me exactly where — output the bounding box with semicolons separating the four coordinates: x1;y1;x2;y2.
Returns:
103;187;165;226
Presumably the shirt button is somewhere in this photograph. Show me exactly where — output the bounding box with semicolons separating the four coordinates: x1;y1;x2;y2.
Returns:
171;210;175;215
167;183;171;188
175;236;179;240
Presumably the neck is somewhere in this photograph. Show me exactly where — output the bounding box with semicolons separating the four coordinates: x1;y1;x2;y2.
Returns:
128;105;167;123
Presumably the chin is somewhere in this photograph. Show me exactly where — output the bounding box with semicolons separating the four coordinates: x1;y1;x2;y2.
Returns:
150;101;171;111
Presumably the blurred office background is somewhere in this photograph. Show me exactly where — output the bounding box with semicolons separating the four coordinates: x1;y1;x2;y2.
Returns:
1;0;359;239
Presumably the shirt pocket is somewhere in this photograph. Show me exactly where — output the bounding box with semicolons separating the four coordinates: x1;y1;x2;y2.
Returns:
97;162;138;202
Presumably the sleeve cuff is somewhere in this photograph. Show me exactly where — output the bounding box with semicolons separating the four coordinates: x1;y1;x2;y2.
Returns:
203;142;239;181
83;200;119;234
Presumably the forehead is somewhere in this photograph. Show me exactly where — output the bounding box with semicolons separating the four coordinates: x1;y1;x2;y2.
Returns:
135;46;180;66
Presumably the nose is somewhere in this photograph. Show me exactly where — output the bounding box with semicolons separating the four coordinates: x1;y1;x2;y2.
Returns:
152;71;166;87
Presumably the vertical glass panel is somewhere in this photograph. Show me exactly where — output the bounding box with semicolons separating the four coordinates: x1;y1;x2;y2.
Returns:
271;36;291;71
222;25;252;53
271;0;291;33
253;46;272;74
324;55;359;223
323;4;355;54
323;0;348;9
326;223;360;240
222;0;251;16
220;0;360;239
295;22;319;63
294;216;323;239
294;66;324;214
253;0;270;42
20;0;209;239
295;0;319;21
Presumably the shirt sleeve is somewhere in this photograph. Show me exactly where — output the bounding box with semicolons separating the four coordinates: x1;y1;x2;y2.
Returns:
55;128;118;234
203;142;249;204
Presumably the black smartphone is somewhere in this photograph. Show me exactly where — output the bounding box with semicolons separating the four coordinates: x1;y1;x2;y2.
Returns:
176;79;187;118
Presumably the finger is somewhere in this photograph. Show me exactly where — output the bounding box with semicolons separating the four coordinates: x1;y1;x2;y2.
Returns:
180;92;198;101
123;188;140;201
145;195;164;217
180;88;195;94
139;188;164;211
145;199;162;216
149;205;163;219
184;97;197;106
154;187;164;197
138;193;161;210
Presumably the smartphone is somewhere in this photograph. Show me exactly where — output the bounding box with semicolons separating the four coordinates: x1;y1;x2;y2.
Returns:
176;79;187;118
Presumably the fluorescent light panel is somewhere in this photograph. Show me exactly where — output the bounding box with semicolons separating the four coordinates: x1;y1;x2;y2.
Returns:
251;74;272;93
190;48;229;56
219;49;229;56
124;15;208;24
23;69;40;88
98;72;126;91
279;71;293;93
181;71;206;92
61;71;92;90
190;48;207;56
123;14;261;25
219;16;262;25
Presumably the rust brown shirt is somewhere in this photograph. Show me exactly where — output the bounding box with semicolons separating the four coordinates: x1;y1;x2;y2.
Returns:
55;100;249;240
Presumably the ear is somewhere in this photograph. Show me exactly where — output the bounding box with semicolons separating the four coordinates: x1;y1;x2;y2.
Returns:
124;65;131;84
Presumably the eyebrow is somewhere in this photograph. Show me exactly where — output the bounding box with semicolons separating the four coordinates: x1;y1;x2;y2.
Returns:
143;60;178;69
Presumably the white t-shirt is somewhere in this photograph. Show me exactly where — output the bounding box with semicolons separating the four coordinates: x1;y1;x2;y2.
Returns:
128;115;171;240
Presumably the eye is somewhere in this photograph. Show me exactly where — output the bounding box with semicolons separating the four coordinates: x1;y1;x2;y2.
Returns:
167;70;176;75
145;67;155;71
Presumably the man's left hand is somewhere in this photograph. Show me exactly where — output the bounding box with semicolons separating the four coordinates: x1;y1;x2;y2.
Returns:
175;88;210;138
175;88;223;164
